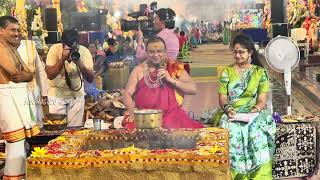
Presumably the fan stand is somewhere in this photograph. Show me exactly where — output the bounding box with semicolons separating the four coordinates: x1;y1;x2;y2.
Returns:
284;66;292;115
265;36;300;116
276;51;293;115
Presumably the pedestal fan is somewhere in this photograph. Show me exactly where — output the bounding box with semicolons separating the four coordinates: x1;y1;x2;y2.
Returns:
265;36;300;115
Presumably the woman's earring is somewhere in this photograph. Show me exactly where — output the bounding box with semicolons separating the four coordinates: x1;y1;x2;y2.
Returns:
248;56;252;64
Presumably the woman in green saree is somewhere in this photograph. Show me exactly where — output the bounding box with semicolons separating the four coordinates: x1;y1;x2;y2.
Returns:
218;34;276;179
222;21;231;45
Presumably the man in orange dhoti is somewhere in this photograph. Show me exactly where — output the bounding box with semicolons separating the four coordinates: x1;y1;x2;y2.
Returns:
0;16;40;180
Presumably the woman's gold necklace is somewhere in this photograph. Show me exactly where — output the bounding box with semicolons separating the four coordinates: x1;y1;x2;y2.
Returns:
237;64;251;75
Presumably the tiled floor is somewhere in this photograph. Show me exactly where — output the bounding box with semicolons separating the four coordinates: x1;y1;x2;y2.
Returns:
182;81;219;117
182;43;234;117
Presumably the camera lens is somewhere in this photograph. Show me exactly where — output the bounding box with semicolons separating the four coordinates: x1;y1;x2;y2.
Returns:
71;51;80;61
121;20;139;31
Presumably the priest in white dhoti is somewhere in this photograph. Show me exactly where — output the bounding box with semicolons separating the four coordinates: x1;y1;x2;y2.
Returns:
17;39;48;128
0;16;40;180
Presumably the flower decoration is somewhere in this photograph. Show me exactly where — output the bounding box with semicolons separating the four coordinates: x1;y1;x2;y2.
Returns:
14;0;28;39
0;0;15;16
272;112;282;124
198;144;225;156
31;7;48;50
52;0;63;32
76;0;88;13
55;136;67;142
31;147;51;158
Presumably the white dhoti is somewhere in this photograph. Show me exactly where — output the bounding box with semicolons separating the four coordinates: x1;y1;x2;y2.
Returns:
0;82;40;179
28;85;44;128
48;96;85;127
3;140;26;180
18;39;48;129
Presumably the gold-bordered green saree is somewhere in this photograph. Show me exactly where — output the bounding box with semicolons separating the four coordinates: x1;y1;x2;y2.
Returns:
218;65;276;180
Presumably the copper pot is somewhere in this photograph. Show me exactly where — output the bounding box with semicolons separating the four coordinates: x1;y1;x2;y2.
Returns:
134;109;162;129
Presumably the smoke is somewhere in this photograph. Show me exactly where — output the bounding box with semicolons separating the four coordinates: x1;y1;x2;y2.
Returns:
103;0;257;22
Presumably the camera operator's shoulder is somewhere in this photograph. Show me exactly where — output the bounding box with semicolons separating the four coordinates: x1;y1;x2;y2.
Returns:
79;45;90;52
79;45;91;55
49;43;62;49
47;43;62;53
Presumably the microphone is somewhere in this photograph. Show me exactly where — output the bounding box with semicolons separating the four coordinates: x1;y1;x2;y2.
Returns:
155;64;164;88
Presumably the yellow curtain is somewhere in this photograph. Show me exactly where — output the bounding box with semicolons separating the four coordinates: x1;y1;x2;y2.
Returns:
52;0;63;32
15;0;28;39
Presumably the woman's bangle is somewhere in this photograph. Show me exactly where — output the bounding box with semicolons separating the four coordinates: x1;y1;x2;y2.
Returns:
223;104;234;113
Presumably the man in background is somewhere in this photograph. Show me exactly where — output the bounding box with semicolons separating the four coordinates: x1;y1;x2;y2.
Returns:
18;30;48;128
136;8;179;62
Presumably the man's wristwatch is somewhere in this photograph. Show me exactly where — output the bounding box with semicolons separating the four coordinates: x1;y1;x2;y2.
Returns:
173;79;177;86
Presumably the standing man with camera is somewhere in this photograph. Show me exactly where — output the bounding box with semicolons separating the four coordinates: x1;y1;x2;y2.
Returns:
46;29;94;127
136;8;179;62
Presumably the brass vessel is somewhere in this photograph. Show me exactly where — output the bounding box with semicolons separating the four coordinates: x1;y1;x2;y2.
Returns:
134;109;162;129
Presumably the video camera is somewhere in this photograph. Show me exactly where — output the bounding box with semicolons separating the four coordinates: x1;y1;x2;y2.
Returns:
121;1;157;37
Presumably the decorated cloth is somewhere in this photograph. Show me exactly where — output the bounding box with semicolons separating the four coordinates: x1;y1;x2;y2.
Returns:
131;63;203;129
272;123;316;179
18;40;48;127
218;65;276;179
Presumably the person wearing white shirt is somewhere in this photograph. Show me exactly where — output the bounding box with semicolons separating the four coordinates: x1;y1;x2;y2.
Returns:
17;39;48;127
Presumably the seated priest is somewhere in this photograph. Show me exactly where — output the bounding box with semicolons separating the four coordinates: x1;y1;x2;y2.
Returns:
122;36;203;129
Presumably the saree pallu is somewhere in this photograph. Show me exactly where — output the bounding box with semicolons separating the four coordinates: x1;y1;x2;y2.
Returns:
218;65;276;179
